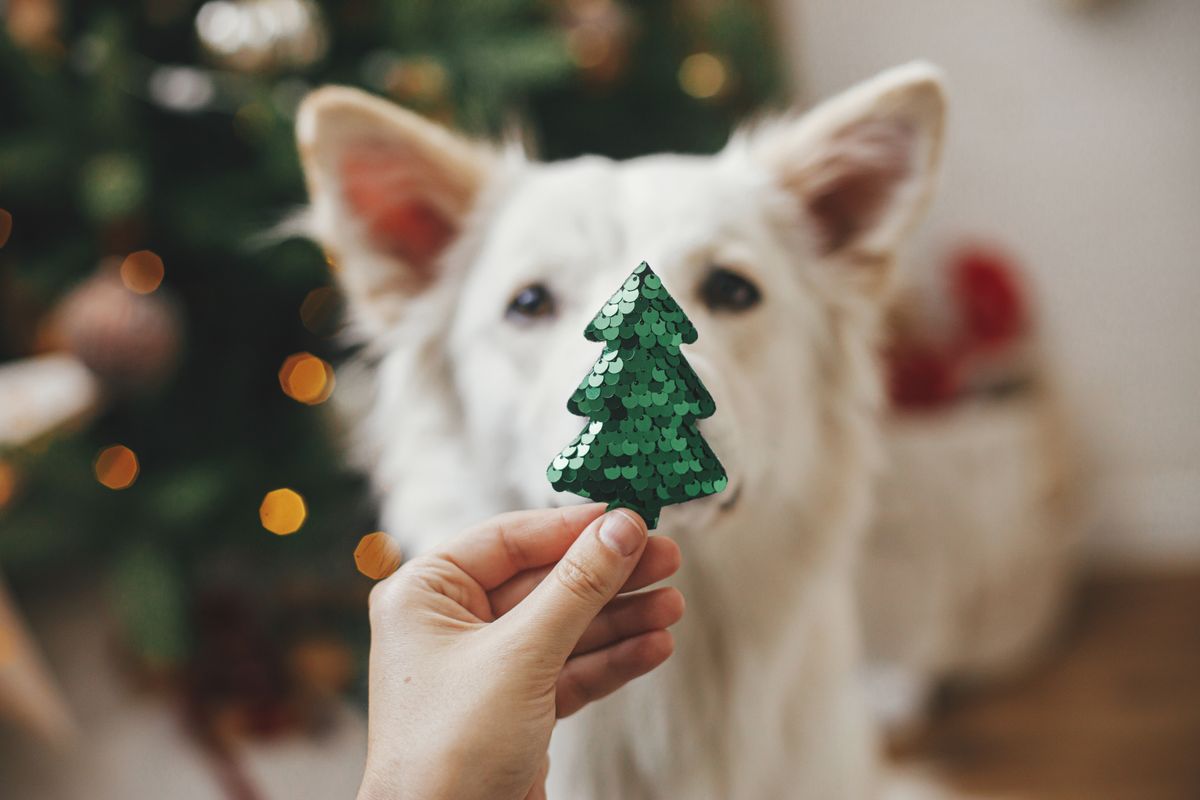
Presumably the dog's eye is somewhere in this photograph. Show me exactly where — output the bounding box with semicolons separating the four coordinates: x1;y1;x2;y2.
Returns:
700;268;761;313
506;283;557;322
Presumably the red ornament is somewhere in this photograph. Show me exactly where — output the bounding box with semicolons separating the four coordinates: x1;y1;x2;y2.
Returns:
885;341;959;411
950;247;1027;352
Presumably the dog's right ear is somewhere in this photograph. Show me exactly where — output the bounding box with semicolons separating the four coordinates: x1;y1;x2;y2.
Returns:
296;87;497;332
731;62;946;296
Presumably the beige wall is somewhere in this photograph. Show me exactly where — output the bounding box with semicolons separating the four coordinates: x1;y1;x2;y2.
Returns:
776;0;1200;565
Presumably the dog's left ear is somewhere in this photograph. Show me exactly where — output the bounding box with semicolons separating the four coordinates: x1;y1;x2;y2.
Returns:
296;87;499;333
736;62;946;288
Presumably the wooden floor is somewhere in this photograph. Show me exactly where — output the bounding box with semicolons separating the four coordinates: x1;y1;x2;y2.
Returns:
894;572;1200;800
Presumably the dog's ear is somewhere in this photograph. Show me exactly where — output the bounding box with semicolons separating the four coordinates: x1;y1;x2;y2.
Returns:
296;87;497;331
737;62;946;284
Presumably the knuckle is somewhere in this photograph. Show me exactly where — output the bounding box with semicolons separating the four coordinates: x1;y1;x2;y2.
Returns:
393;556;476;612
555;554;611;605
366;558;435;622
367;577;404;623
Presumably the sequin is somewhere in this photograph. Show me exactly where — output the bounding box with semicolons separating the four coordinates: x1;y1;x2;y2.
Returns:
549;261;727;529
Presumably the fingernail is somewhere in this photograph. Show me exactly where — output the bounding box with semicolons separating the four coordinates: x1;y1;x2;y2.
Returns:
597;510;644;556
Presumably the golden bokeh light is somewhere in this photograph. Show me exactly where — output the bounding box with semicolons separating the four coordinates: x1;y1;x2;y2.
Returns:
679;52;728;100
354;531;403;580
0;209;11;248
278;352;335;405
119;250;165;294
95;445;140;490
0;461;17;509
260;488;306;535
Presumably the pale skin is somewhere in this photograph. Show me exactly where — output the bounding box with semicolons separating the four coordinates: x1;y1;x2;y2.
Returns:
358;504;685;800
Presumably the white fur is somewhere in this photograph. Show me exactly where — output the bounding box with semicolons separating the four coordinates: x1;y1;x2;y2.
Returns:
297;62;948;799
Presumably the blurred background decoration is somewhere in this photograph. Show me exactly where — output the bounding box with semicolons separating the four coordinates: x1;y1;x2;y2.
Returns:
782;0;1199;569
862;246;1084;732
0;0;781;769
780;3;1200;797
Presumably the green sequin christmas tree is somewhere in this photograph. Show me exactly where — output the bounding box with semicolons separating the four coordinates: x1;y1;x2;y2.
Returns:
547;262;728;528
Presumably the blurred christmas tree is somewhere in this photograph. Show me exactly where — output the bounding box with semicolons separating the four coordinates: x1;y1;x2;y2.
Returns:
0;0;781;685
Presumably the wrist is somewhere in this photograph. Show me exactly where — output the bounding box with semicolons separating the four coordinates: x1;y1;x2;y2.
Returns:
358;741;475;800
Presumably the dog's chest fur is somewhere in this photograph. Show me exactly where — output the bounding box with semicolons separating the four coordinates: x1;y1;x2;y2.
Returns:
547;515;880;799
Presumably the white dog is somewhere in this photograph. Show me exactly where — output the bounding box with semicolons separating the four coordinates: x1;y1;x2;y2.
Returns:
298;62;947;799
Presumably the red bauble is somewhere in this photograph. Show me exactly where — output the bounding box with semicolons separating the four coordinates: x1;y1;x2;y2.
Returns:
950;247;1026;351
886;341;959;411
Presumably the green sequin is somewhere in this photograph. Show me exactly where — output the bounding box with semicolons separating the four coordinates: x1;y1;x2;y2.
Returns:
547;262;727;529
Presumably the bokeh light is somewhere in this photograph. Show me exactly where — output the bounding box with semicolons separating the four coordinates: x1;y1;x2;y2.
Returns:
148;65;217;113
95;445;140;490
299;286;339;334
0;209;11;248
260;488;306;535
195;0;328;73
678;52;728;100
288;636;355;695
119;250;165;294
354;531;403;580
278;352;335;405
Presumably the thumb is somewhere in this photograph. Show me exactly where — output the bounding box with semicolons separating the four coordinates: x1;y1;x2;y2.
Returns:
507;508;648;662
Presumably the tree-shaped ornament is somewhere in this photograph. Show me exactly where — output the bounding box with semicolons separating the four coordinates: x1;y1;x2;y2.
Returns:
546;262;728;529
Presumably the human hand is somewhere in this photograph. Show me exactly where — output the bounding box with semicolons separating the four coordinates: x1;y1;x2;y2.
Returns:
357;504;684;800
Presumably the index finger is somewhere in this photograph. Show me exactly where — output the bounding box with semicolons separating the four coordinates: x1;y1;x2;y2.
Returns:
434;504;607;591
